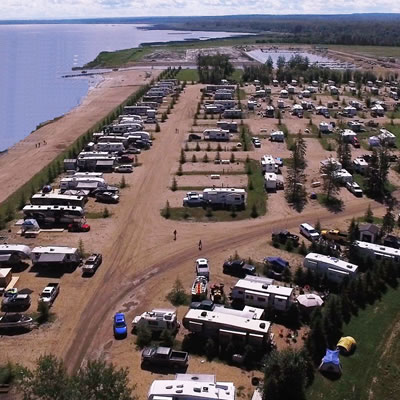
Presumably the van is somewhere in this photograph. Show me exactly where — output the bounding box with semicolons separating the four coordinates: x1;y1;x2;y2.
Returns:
300;223;320;241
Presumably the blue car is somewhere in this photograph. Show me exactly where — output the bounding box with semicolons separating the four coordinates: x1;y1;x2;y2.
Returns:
113;313;127;338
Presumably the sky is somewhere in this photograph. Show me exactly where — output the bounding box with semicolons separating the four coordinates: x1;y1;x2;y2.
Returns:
1;0;400;20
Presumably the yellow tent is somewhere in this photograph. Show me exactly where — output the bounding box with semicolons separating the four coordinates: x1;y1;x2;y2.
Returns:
337;336;356;354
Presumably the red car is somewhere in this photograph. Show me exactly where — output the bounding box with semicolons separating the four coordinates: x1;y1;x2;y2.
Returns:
351;137;360;148
68;223;91;232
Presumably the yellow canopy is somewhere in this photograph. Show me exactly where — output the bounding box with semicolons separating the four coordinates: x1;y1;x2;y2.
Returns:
337;336;356;353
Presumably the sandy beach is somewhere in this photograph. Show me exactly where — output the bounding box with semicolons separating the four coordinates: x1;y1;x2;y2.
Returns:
0;68;158;205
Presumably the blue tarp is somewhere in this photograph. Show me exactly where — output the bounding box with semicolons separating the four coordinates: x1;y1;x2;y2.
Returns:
265;257;289;268
322;349;340;365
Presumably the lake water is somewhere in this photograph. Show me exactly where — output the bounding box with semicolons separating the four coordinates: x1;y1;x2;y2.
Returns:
0;24;242;151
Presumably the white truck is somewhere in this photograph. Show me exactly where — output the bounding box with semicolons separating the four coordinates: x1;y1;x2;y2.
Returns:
38;283;60;307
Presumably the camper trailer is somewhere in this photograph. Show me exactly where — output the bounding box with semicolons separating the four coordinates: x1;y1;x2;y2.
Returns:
124;105;150;116
202;188;246;209
182;306;270;347
264;173;278;191
217;121;238;132
214;90;234;100
97;136;128;146
132;309;179;333
31;246;81;266
264;106;275;118
30;193;87;208
261;155;278;173
231;277;293;311
0;245;31;266
76;155;117;172
110;122;143;134
60;177;106;192
353;157;369;174
354;241;400;261
270;131;285;142
304;253;358;282
222;109;242;119
213;100;236;110
203;129;230;142
96;142;125;153
23;205;84;225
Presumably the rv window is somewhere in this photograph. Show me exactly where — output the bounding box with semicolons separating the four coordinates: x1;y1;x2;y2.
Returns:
238;291;243;295
148;321;158;326
257;297;266;302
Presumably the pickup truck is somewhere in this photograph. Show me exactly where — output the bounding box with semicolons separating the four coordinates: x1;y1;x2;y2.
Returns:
223;259;256;278
321;229;348;244
38;283;60;306
272;230;299;245
82;253;102;276
141;347;188;369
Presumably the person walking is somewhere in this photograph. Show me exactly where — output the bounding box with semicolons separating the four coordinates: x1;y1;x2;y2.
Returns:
173;230;177;241
198;240;202;250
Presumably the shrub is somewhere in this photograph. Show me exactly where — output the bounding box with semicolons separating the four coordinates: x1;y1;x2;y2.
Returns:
155;123;160;132
167;278;189;306
250;204;259;218
191;154;197;163
203;154;209;163
206;207;213;218
171;177;178;191
103;208;110;218
195;143;201;152
37;301;50;324
120;176;126;189
136;325;152;348
179;149;186;164
162;201;171;219
160;329;174;347
177;164;183;176
230;153;235;163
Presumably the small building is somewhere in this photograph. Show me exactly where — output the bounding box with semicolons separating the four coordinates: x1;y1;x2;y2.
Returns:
147;374;235;400
303;253;358;282
354;240;400;262
358;224;380;243
264;173;277;191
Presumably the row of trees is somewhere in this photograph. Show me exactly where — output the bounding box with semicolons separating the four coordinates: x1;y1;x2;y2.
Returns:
197;53;234;84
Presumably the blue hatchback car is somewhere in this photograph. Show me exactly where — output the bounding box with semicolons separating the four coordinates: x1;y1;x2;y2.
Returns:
113;313;127;338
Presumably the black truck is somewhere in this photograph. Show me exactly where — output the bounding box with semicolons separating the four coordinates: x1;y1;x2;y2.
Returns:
141;347;189;369
223;259;256;278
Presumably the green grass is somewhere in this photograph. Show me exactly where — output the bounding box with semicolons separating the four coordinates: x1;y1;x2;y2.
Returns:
176;69;199;82
353;173;397;197
230;69;243;83
327;44;400;58
317;193;343;212
318;135;337;151
308;285;400;400
237;89;247;101
179;170;245;176
356;216;383;225
0;364;13;385
84;47;154;68
164;160;266;222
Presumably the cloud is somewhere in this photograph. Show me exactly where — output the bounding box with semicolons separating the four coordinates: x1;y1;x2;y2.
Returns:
0;0;400;19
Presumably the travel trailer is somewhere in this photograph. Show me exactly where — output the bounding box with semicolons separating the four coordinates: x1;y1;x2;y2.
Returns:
30;193;87;208
222;109;242;119
0;245;31;265
31;246;81;266
261;155;278;173
132;309;179;333
354;241;400;261
304;253;358;282
202;188;246;209
60;177;106;192
217;121;238;132
147;374;235;400
203;129;230;141
95;142;125;153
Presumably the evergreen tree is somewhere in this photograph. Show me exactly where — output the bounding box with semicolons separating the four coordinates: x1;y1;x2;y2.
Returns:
364;204;374;223
364;147;390;199
320;159;341;202
336;134;352;170
381;206;396;235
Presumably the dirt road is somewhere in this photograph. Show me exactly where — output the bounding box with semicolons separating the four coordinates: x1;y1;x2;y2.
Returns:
0;69;157;205
58;84;385;373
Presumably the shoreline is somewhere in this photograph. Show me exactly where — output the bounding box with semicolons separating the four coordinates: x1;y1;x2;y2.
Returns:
0;67;158;206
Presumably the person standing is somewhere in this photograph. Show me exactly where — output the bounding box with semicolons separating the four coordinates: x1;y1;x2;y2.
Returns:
198;240;202;250
173;230;177;241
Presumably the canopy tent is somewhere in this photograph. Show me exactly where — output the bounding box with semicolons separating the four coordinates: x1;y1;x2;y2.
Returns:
22;219;40;232
318;349;342;376
297;294;324;308
337;336;356;354
0;268;12;287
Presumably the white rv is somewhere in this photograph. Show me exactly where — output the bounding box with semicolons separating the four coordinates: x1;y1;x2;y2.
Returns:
353;157;368;174
110;123;143;133
264;173;277;190
97;136;128;146
222;109;242;119
304;253;358;282
217;121;238;132
60;177;106;192
132;309;179;333
203;129;230;142
270;131;285;142
354;241;400;262
261;155;278;173
231;277;293;311
23;205;84;225
95;142;125;153
147;374;236;400
202;188;246;209
31;246;81;266
0;245;31;265
30;193;87;208
125;131;151;141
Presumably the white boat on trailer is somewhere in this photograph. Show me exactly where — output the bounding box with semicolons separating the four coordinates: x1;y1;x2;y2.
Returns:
0;313;34;330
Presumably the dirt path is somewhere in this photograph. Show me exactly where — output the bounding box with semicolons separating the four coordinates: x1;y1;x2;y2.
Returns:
0;69;157;205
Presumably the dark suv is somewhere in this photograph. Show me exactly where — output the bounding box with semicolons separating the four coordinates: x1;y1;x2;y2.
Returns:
223;259;256;278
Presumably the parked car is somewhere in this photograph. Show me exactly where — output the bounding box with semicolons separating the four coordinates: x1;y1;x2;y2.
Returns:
39;283;60;307
141;347;189;369
95;192;119;204
117;155;134;164
252;137;261;148
346;181;363;197
91;186;119;197
223;259;256;278
113;313;127;338
195;258;210;281
125;148;141;154
68;222;91;232
115;165;133;173
272;230;299;245
351;137;360;148
2;294;31;311
299;223;320;241
82;253;103;276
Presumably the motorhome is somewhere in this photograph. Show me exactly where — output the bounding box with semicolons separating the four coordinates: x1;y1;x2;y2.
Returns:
264;173;278;191
203;129;230;141
109;123;143;134
124;105;150;116
214;90;234;100
264;106;275;118
132;309;179;333
60;177;106;192
231;277;293;311
353;157;369;174
31;246;81;266
261;155;278;173
183;306;270;347
378;129;396;146
76;155;117;172
304;253;358;282
333;169;353;184
354;241;400;262
213;100;236;110
202;188;246;209
147;374;235;400
30;193;87;208
23;205;84;225
0;245;31;265
217;121;238;132
222;109;242;119
96;136;128;146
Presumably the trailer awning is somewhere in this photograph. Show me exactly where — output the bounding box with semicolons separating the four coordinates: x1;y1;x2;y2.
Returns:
38;253;66;263
0;254;12;262
96;160;115;166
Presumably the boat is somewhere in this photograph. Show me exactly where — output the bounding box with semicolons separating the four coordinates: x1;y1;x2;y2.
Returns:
0;313;34;330
191;276;208;299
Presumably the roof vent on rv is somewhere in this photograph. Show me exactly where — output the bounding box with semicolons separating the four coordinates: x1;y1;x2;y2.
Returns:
166;385;173;390
262;284;268;289
176;389;183;394
200;311;207;317
260;322;266;329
